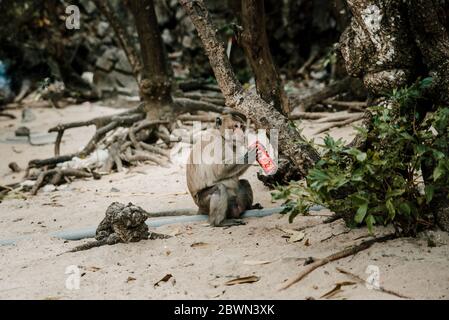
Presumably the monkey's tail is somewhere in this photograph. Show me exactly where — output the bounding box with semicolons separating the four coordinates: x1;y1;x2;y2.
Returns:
145;209;198;217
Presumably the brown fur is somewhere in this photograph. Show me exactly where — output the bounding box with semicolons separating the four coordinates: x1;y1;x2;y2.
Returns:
186;115;254;226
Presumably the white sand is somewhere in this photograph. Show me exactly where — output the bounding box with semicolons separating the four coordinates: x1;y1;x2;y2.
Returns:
0;104;448;300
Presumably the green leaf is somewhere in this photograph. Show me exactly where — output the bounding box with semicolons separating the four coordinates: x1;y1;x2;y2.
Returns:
433;161;446;181
425;185;435;204
386;199;396;220
398;202;411;216
366;215;376;234
354;203;368;224
386;189;405;198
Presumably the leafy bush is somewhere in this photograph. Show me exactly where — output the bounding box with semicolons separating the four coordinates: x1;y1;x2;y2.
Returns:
274;78;449;235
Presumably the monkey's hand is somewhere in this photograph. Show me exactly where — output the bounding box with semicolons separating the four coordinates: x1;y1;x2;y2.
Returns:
223;143;258;166
215;219;247;227
219;145;257;180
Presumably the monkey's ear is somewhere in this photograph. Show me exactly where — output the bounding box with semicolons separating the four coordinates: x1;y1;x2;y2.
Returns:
215;117;222;128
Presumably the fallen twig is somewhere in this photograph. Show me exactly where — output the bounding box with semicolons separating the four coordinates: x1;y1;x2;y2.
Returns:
279;234;396;290
31;169;92;195
336;267;410;299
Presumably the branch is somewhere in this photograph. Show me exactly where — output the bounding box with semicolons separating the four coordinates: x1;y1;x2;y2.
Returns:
279;234;396;290
336;267;410;299
179;0;320;177
91;0;142;82
314;114;365;135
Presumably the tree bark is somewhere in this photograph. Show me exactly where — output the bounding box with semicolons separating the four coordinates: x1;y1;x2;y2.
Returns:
128;0;173;119
179;0;320;177
408;0;449;103
340;0;417;95
340;0;449;231
237;0;290;116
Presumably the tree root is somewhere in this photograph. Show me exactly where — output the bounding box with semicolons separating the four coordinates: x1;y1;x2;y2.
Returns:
25;94;234;194
289;112;328;120
31;168;92;195
322;99;366;112
290;77;353;112
0;112;16;119
314;114;365;135
279;234;396;290
315;113;364;124
178;114;216;122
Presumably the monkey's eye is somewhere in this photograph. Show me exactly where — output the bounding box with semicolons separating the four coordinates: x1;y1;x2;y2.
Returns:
234;124;239;128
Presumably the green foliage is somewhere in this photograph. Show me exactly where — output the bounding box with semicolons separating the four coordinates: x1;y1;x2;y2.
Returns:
273;78;449;234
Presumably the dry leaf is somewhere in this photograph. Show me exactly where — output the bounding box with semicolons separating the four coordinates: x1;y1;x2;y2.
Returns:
191;242;209;248
288;231;305;243
320;281;357;299
154;274;173;287
304;239;311;246
126;276;136;283
81;266;101;272
278;228;306;243
243;260;272;266
225;276;260;286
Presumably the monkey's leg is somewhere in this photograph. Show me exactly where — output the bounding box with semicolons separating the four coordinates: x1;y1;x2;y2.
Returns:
208;183;229;226
209;183;246;227
234;179;254;215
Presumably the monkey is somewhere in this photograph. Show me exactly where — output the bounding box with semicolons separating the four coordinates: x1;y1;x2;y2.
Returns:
186;114;258;227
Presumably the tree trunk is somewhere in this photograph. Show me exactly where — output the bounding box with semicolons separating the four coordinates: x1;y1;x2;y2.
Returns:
128;0;173;119
92;0;142;82
179;0;320;177
340;0;449;231
237;0;290;116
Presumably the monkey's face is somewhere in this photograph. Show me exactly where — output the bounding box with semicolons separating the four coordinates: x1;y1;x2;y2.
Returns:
216;116;246;144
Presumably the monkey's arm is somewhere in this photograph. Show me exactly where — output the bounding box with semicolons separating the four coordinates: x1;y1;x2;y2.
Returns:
217;145;257;180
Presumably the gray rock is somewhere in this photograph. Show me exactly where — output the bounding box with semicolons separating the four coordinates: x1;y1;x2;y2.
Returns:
114;50;133;74
97;21;110;38
21;108;36;123
80;0;97;14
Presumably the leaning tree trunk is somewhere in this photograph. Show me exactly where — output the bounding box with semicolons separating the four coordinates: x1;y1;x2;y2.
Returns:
179;0;320;178
340;0;449;231
234;0;301;186
237;0;290;116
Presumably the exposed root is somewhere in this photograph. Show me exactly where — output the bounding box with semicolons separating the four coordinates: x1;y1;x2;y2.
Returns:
25;86;242;195
31;168;92;195
322;99;366;112
279;234;396;290
178;114;216;122
0;112;16;119
139;142;171;157
315;113;364;124
291;77;353;112
174;97;225;114
314;114;365;135
289;112;328;120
